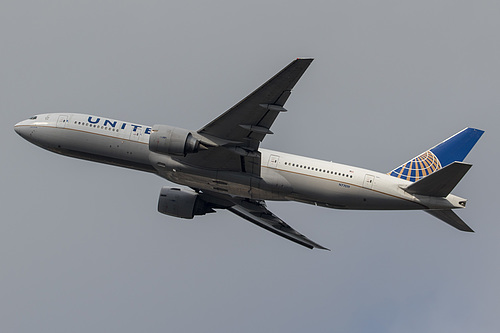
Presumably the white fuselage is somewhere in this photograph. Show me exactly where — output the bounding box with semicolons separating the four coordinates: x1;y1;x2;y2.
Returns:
14;113;466;211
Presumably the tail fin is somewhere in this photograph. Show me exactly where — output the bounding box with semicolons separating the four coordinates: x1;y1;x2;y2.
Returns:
388;127;484;182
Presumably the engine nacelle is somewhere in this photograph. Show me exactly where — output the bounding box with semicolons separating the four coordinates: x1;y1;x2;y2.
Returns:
157;187;215;219
149;124;200;156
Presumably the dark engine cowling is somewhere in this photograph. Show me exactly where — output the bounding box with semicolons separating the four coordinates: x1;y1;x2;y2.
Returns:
149;124;200;156
157;187;215;219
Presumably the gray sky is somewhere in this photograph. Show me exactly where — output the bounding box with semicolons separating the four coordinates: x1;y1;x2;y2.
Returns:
2;1;499;332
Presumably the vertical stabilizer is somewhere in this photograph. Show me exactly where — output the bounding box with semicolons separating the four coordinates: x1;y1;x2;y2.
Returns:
388;128;484;182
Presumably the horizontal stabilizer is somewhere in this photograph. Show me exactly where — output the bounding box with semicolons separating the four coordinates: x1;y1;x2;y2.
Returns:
426;210;474;232
404;162;472;197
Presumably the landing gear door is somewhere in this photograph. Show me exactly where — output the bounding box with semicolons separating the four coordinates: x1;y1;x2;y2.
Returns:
268;154;280;169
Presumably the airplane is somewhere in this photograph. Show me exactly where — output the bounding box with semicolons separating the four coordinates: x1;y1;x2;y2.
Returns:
14;58;484;250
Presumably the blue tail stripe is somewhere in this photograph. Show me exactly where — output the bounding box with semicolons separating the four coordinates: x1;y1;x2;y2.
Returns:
430;128;484;168
388;127;484;182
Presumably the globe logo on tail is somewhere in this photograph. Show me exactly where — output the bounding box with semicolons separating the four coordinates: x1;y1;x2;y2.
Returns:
388;150;442;182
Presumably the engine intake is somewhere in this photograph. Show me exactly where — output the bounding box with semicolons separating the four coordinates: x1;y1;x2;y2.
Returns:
158;187;215;219
149;124;200;156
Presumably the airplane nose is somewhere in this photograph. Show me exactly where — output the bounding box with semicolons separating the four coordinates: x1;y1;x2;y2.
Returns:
14;120;30;139
14;123;22;135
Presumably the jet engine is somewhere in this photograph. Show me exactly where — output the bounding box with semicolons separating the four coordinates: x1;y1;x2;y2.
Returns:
149;124;200;156
157;187;215;219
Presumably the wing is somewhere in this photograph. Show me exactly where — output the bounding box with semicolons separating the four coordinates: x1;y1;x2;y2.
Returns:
180;59;313;176
228;198;329;250
198;58;313;151
199;192;329;250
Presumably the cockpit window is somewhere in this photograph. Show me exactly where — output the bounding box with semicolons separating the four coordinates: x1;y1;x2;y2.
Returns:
29;116;37;120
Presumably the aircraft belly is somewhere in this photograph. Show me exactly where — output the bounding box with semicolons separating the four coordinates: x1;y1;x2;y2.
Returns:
162;171;288;200
149;153;290;200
